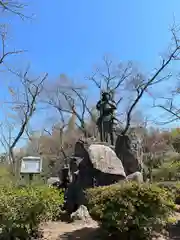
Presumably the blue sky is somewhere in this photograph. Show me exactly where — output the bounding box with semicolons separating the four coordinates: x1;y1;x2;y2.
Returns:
1;0;180;150
10;0;180;74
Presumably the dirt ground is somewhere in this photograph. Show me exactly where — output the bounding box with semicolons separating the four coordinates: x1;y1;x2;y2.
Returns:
41;220;100;240
41;211;180;240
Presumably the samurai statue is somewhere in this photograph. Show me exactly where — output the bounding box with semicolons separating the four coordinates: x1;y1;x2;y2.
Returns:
96;91;117;145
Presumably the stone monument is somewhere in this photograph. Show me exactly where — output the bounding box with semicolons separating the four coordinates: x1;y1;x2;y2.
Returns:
62;95;144;217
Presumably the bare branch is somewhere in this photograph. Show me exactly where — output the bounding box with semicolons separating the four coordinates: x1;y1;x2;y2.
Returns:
0;25;25;66
43;128;52;136
148;74;172;86
88;73;101;89
4;68;48;169
42;76;92;137
88;58;133;111
111;61;133;91
122;26;180;134
153;96;180;124
0;0;30;19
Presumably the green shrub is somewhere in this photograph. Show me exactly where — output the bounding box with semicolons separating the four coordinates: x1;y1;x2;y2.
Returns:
0;164;17;186
157;181;179;196
86;182;175;240
152;160;180;181
33;185;64;221
172;138;180;153
0;185;64;239
171;131;180;153
157;181;180;205
157;181;180;190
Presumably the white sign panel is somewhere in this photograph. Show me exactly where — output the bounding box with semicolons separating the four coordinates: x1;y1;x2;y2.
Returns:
20;156;42;174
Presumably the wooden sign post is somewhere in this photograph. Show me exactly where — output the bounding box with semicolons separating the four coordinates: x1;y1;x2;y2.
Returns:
20;156;43;185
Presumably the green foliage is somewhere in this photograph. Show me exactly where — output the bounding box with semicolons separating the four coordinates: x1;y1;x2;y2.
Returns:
157;181;180;200
157;181;180;191
143;154;164;181
152;159;180;181
0;163;18;186
170;128;180;138
86;182;175;240
169;128;180;153
0;185;64;239
157;181;180;206
158;181;180;205
172;136;180;153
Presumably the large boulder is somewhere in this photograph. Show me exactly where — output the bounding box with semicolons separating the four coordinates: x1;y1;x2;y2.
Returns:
64;140;126;213
88;144;126;177
115;132;143;176
74;140;126;185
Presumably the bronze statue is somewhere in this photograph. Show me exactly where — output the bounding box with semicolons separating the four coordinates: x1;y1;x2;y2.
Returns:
96;91;117;145
61;166;70;188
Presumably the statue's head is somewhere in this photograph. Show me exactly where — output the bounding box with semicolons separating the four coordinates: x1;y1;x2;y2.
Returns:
102;92;110;101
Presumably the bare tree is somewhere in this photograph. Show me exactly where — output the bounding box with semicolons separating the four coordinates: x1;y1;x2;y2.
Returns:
43;75;92;137
23;131;44;156
0;0;30;65
153;86;180;125
0;0;29;19
0;118;28;176
0;1;27;72
42;119;70;161
0;25;24;66
43;24;180;142
37;117;83;177
0;120;14;159
89;24;180;135
2;67;48;173
88;56;133;107
152;25;180;124
153;95;180;124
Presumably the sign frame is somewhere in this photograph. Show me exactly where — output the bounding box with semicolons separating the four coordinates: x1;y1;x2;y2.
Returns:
20;156;43;174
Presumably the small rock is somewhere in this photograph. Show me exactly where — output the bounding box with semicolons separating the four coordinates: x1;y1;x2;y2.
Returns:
70;205;94;223
126;171;143;183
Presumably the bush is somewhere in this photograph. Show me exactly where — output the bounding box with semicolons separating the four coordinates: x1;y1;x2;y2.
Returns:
0;164;17;186
157;181;180;204
170;128;180;153
172;137;180;153
86;182;175;240
152;159;180;181
0;185;64;239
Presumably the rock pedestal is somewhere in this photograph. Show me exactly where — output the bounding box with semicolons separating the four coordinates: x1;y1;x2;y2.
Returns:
64;134;143;214
64;140;126;213
115;134;143;175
